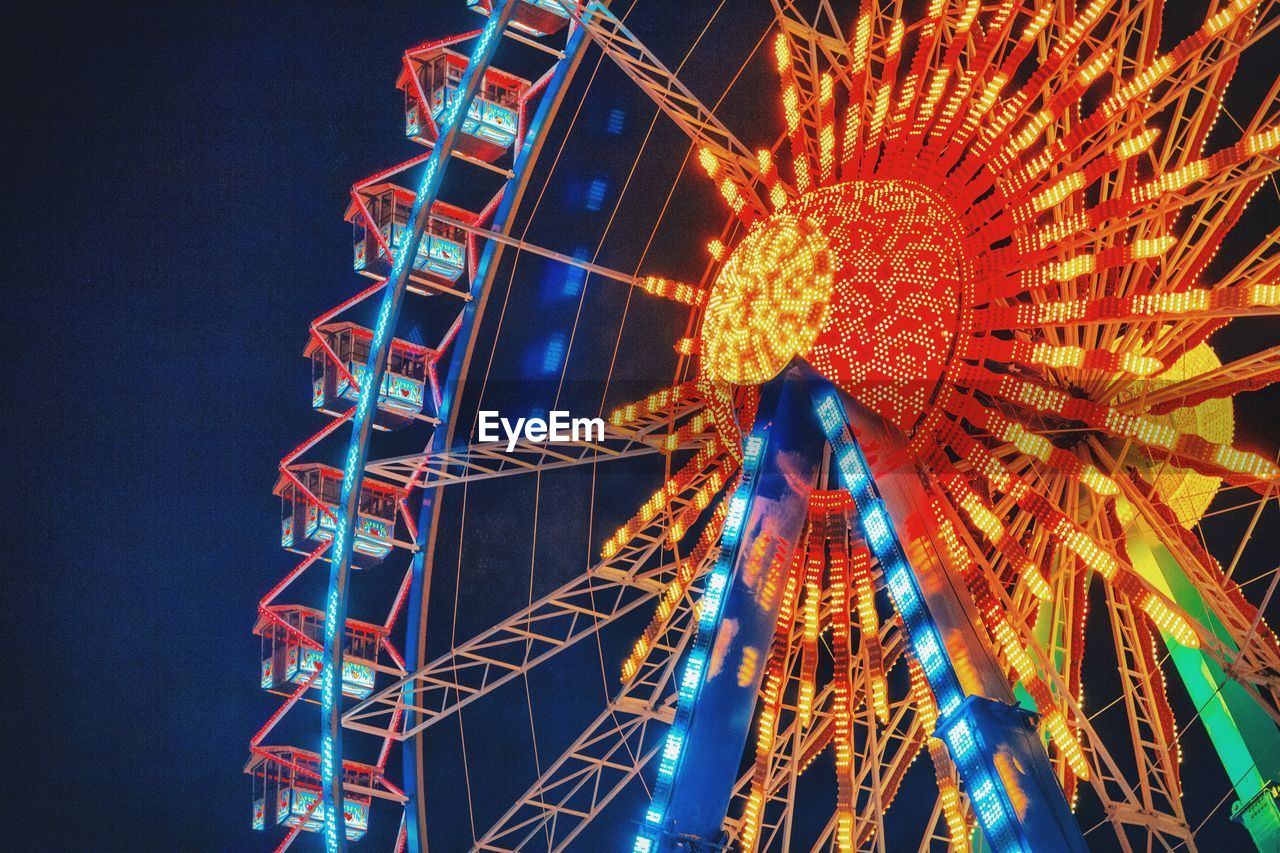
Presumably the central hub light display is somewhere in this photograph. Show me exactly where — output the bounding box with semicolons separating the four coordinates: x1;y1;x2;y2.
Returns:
700;212;834;386
702;179;965;430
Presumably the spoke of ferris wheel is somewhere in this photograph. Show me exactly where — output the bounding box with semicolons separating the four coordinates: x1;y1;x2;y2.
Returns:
1103;583;1196;846
1103;199;1260;400
815;673;924;852
365;414;709;490
727;684;835;851
766;0;921;171
723;601;823;851
471;589;698;852
942;498;1166;843
547;0;771;215
721;619;911;851
770;0;848;175
914;795;960;853
743;658;925;853
342;498;720;741
971;535;1195;850
342;562;662;739
430;213;643;289
1124;343;1280;414
1092;439;1280;705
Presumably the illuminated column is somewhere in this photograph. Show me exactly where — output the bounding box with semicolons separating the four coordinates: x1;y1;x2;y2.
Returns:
1118;499;1280;850
812;380;1087;853
398;20;594;853
634;373;826;852
318;3;519;850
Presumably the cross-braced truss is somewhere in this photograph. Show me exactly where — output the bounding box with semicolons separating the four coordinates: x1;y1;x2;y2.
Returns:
250;0;1280;849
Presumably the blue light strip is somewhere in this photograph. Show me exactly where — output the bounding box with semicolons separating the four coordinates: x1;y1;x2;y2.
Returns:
812;393;964;717
398;19;592;853
317;5;518;851
812;390;1029;853
941;711;1020;851
632;434;767;853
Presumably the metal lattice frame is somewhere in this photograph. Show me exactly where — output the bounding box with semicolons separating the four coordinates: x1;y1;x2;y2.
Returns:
249;0;1280;850
344;444;727;741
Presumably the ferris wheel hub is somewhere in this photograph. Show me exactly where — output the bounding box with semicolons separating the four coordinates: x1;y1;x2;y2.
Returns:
701;179;966;431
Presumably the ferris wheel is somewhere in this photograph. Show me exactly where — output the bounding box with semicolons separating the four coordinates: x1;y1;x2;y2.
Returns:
245;0;1280;851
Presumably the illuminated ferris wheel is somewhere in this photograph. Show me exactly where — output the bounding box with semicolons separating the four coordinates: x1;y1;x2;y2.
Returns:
246;0;1280;850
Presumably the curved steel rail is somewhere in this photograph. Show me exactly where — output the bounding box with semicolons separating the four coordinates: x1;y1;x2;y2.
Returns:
398;21;595;853
319;3;519;849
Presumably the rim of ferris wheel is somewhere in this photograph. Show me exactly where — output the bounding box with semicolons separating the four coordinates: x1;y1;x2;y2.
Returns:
245;1;618;849
315;2;523;850
245;0;588;842
248;0;1280;849
396;16;597;852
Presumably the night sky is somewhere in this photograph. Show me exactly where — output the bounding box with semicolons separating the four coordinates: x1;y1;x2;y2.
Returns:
7;1;1280;851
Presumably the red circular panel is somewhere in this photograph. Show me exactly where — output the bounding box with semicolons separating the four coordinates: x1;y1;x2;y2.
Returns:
800;180;965;431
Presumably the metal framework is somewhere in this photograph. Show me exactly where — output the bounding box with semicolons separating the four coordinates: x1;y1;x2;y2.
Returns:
364;407;709;490
246;1;1280;851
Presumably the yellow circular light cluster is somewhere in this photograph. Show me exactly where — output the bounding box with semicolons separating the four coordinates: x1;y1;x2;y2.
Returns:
1144;343;1233;528
701;214;834;384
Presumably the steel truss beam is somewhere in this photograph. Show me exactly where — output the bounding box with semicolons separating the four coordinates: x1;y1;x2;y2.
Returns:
547;0;772;216
771;0;849;77
430;212;643;289
807;681;927;853
726;683;836;851
770;0;842;177
971;523;1198;853
1093;441;1280;713
1138;343;1280;414
722;590;836;852
471;585;700;851
366;408;708;490
1103;583;1196;850
723;616;924;853
344;451;727;740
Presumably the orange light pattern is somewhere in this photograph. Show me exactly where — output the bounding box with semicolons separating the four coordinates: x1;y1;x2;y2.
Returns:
669;458;739;543
911;654;971;849
636;275;708;308
698;378;749;464
740;546;803;852
601;444;725;559
607;381;695;426
933;506;1091;778
620;499;728;682
823;505;857;853
928;738;972;853
700;214;833;384
848;543;888;724
611;0;1280;838
660;411;714;453
738;492;902;852
935;415;1201;643
801;180;966;428
797;510;824;729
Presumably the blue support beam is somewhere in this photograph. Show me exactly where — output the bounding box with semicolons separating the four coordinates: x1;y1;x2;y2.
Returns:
318;4;520;850
635;373;826;851
811;380;1087;853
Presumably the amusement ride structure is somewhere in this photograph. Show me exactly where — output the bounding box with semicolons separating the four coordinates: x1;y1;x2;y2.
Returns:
246;0;1280;850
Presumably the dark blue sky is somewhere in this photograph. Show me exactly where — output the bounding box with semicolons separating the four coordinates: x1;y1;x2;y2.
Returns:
6;2;480;848
6;1;1279;851
5;1;707;848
